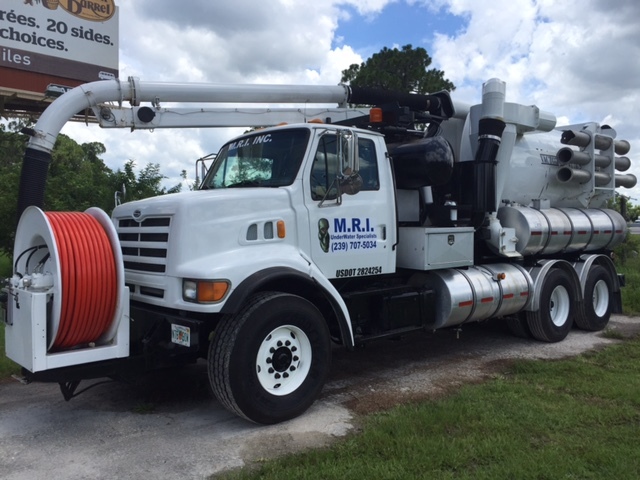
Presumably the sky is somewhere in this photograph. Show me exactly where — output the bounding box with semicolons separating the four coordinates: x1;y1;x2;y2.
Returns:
61;0;640;202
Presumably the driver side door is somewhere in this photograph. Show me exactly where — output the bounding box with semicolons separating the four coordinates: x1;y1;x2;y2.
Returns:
304;130;396;279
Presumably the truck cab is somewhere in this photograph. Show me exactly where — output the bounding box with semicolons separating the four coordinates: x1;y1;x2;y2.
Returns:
203;124;396;279
113;122;396;323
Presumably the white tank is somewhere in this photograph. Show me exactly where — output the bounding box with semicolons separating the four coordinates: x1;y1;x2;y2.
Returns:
452;99;636;211
496;128;636;210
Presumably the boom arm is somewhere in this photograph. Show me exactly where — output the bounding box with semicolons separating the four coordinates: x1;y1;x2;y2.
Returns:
27;76;461;153
28;78;351;153
17;76;460;220
96;106;372;130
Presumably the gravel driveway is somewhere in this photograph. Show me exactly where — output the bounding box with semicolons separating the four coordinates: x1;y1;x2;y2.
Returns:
1;314;638;480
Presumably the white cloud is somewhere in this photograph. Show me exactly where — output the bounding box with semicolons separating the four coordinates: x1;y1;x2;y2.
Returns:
125;0;346;82
339;0;395;16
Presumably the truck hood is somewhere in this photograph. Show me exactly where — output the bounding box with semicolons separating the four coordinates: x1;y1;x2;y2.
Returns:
112;188;299;278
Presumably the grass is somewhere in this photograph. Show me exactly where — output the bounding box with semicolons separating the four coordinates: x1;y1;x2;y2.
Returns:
614;233;640;315
221;338;640;480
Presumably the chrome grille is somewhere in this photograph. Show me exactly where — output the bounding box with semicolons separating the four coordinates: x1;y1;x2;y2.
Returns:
117;216;171;273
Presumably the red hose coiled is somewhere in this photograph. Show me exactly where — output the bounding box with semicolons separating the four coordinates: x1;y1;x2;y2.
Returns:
46;212;117;349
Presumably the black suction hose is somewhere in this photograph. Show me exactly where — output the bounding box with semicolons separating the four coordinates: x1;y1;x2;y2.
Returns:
16;147;52;224
348;86;454;117
470;117;506;228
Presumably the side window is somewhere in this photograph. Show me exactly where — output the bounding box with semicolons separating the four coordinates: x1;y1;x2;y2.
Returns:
310;135;380;200
357;138;379;191
310;135;339;201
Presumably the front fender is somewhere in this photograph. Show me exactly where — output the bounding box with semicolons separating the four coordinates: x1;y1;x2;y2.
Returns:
221;263;354;348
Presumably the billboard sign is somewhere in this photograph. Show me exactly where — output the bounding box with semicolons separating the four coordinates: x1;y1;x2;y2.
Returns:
0;0;118;102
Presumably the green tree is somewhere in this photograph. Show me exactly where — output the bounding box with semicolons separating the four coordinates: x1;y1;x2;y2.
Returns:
609;194;640;222
0;121;28;254
112;160;182;203
341;44;455;94
46;134;115;212
0;124;182;255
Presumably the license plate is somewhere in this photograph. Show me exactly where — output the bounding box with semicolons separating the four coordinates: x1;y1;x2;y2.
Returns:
171;324;190;347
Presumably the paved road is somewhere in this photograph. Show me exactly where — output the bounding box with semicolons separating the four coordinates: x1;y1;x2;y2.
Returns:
1;315;638;479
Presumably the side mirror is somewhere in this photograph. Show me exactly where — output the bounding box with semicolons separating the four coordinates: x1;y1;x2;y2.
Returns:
337;129;361;196
339;172;363;195
337;129;358;175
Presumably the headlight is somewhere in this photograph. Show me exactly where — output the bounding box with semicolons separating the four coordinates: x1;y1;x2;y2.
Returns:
182;279;230;303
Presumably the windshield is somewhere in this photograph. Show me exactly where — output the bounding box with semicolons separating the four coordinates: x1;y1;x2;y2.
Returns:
201;128;310;189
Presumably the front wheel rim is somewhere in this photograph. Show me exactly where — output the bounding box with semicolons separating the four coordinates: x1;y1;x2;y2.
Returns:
592;279;609;317
549;285;570;327
256;325;312;396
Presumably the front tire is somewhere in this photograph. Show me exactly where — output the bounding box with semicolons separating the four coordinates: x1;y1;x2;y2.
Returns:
526;268;575;342
208;292;331;424
575;265;612;331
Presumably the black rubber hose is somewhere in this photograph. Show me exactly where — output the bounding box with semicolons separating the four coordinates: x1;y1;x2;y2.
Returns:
16;147;52;224
348;86;454;117
470;118;506;228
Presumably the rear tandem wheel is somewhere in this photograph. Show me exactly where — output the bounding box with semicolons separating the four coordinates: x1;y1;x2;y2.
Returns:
526;268;575;343
575;265;613;332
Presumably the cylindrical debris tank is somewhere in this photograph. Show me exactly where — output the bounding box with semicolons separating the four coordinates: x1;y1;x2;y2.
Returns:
497;206;626;256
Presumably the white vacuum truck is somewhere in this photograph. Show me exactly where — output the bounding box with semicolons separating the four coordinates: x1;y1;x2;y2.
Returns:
2;77;635;423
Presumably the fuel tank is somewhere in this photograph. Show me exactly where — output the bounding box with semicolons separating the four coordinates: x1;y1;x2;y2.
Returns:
413;263;532;329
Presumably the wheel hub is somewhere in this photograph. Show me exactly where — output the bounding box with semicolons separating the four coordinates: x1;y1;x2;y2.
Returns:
549;285;570;327
593;279;609;317
272;346;293;372
256;325;311;396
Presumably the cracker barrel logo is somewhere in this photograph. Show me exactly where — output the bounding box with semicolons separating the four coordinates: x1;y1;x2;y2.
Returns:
34;0;117;22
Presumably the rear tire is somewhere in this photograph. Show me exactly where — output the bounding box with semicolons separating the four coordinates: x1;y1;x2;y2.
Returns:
526;268;575;342
575;265;612;331
208;292;331;424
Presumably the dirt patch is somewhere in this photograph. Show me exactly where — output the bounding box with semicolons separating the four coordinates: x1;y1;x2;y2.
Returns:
603;322;640;339
241;431;334;463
